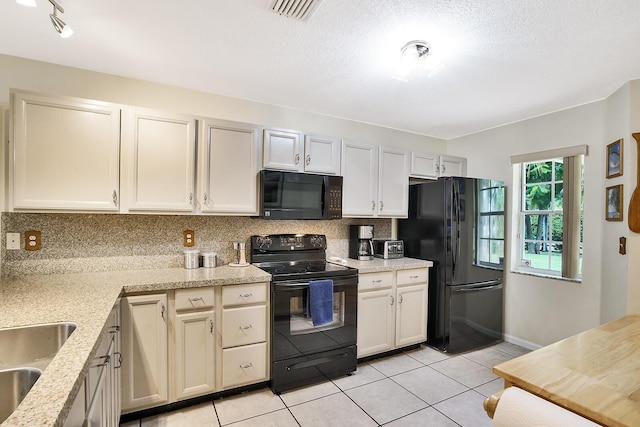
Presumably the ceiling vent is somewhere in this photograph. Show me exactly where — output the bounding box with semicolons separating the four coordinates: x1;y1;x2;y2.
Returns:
269;0;324;21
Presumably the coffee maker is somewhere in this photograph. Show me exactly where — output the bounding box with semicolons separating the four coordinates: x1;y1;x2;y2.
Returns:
349;225;374;260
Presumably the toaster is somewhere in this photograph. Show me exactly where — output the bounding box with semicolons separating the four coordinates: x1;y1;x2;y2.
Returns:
373;239;404;259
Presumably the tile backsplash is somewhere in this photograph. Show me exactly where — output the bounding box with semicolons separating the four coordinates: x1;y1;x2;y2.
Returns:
1;213;391;276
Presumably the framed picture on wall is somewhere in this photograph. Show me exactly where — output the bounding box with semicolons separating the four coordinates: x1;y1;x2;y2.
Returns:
606;139;623;178
606;184;623;221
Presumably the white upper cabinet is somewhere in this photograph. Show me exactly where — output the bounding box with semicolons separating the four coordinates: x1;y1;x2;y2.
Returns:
303;134;341;174
263;128;340;175
11;91;121;211
262;128;302;171
378;147;409;217
199;119;260;215
341;141;378;217
410;151;467;179
342;141;408;218
439;154;467;177
121;108;196;213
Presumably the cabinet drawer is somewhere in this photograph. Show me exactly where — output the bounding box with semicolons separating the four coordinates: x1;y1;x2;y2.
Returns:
397;268;428;286
222;342;268;389
222;283;268;306
358;271;394;291
175;287;215;311
222;305;267;347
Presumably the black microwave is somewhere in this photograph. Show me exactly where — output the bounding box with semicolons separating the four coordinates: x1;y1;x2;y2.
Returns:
259;170;343;220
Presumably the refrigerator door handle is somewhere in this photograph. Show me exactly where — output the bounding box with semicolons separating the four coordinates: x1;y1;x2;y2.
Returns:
452;282;503;294
451;179;461;277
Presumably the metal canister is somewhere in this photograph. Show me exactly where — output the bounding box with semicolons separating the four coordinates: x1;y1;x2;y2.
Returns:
201;252;217;268
183;249;200;269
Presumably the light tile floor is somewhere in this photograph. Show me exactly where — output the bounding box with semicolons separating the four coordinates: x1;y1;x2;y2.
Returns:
121;342;530;427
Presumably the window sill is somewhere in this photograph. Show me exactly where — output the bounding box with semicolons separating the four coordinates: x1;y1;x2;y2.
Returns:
510;269;582;284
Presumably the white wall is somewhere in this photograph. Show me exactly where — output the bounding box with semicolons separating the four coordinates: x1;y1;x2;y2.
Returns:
602;83;631;322
447;101;605;347
0;54;445;153
627;80;640;314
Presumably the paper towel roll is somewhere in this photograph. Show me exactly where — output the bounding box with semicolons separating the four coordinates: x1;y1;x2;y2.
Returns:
493;387;599;427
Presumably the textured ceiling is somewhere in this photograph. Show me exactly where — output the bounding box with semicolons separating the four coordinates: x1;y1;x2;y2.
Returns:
1;0;640;139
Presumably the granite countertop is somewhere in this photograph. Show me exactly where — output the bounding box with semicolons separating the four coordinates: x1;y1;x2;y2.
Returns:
0;265;271;427
330;257;433;273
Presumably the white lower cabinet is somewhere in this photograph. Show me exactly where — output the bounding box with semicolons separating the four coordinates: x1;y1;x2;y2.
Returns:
357;268;429;358
119;283;269;416
173;287;216;401
121;294;168;412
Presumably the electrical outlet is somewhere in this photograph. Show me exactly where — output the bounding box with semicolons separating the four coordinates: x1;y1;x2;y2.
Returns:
24;230;41;251
183;230;195;247
6;233;20;250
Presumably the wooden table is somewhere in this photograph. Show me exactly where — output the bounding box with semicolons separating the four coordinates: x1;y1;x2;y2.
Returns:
493;315;640;427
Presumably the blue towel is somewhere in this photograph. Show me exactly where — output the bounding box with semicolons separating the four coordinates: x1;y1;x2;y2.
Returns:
309;279;334;327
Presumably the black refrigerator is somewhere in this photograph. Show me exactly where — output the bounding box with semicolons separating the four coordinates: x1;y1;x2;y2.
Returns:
398;177;505;353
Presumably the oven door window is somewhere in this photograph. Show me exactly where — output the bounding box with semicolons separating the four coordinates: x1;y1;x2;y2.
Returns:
289;290;345;335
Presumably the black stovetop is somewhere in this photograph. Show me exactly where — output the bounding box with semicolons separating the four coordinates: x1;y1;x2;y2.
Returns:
253;260;356;282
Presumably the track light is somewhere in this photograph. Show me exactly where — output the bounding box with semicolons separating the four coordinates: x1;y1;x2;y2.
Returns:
48;0;73;38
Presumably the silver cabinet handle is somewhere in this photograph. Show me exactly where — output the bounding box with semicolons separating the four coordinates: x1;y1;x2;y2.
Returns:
161;303;166;321
372;201;376;211
390;295;394;305
372;279;382;284
188;297;204;304
240;293;253;298
114;352;123;369
295;154;300;164
409;275;419;279
108;325;120;334
442;164;446;173
306;155;311;165
112;190;118;206
210;320;214;334
240;363;253;369
203;193;212;207
239;325;253;331
436;164;440;173
189;192;194;206
380;201;384;211
399;294;404;303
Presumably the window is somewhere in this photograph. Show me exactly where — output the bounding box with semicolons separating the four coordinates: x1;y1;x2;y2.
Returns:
477;179;505;267
516;155;584;279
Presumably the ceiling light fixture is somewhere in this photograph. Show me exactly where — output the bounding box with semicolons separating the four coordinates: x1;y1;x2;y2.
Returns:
48;0;73;38
16;0;37;7
395;40;431;79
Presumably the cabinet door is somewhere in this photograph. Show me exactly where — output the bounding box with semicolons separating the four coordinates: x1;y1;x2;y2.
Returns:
63;382;85;427
439;155;467;177
121;109;196;212
262;128;301;171
11;91;120;211
341;141;378;217
199;119;259;214
121;294;168;412
357;288;395;358
378;147;409;217
395;284;428;348
174;310;215;400
410;151;439;179
303;134;340;175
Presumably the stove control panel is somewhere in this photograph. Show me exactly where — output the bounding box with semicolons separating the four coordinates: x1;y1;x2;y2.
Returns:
251;234;327;251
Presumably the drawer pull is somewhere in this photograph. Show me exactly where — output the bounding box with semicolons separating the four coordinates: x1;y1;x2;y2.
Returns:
240;293;253;298
210;320;214;334
390;295;394;305
372;280;382;283
188;297;204;303
399;295;404;303
409;275;419;279
114;352;123;369
108;325;120;334
95;355;111;368
239;325;253;331
240;363;253;369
